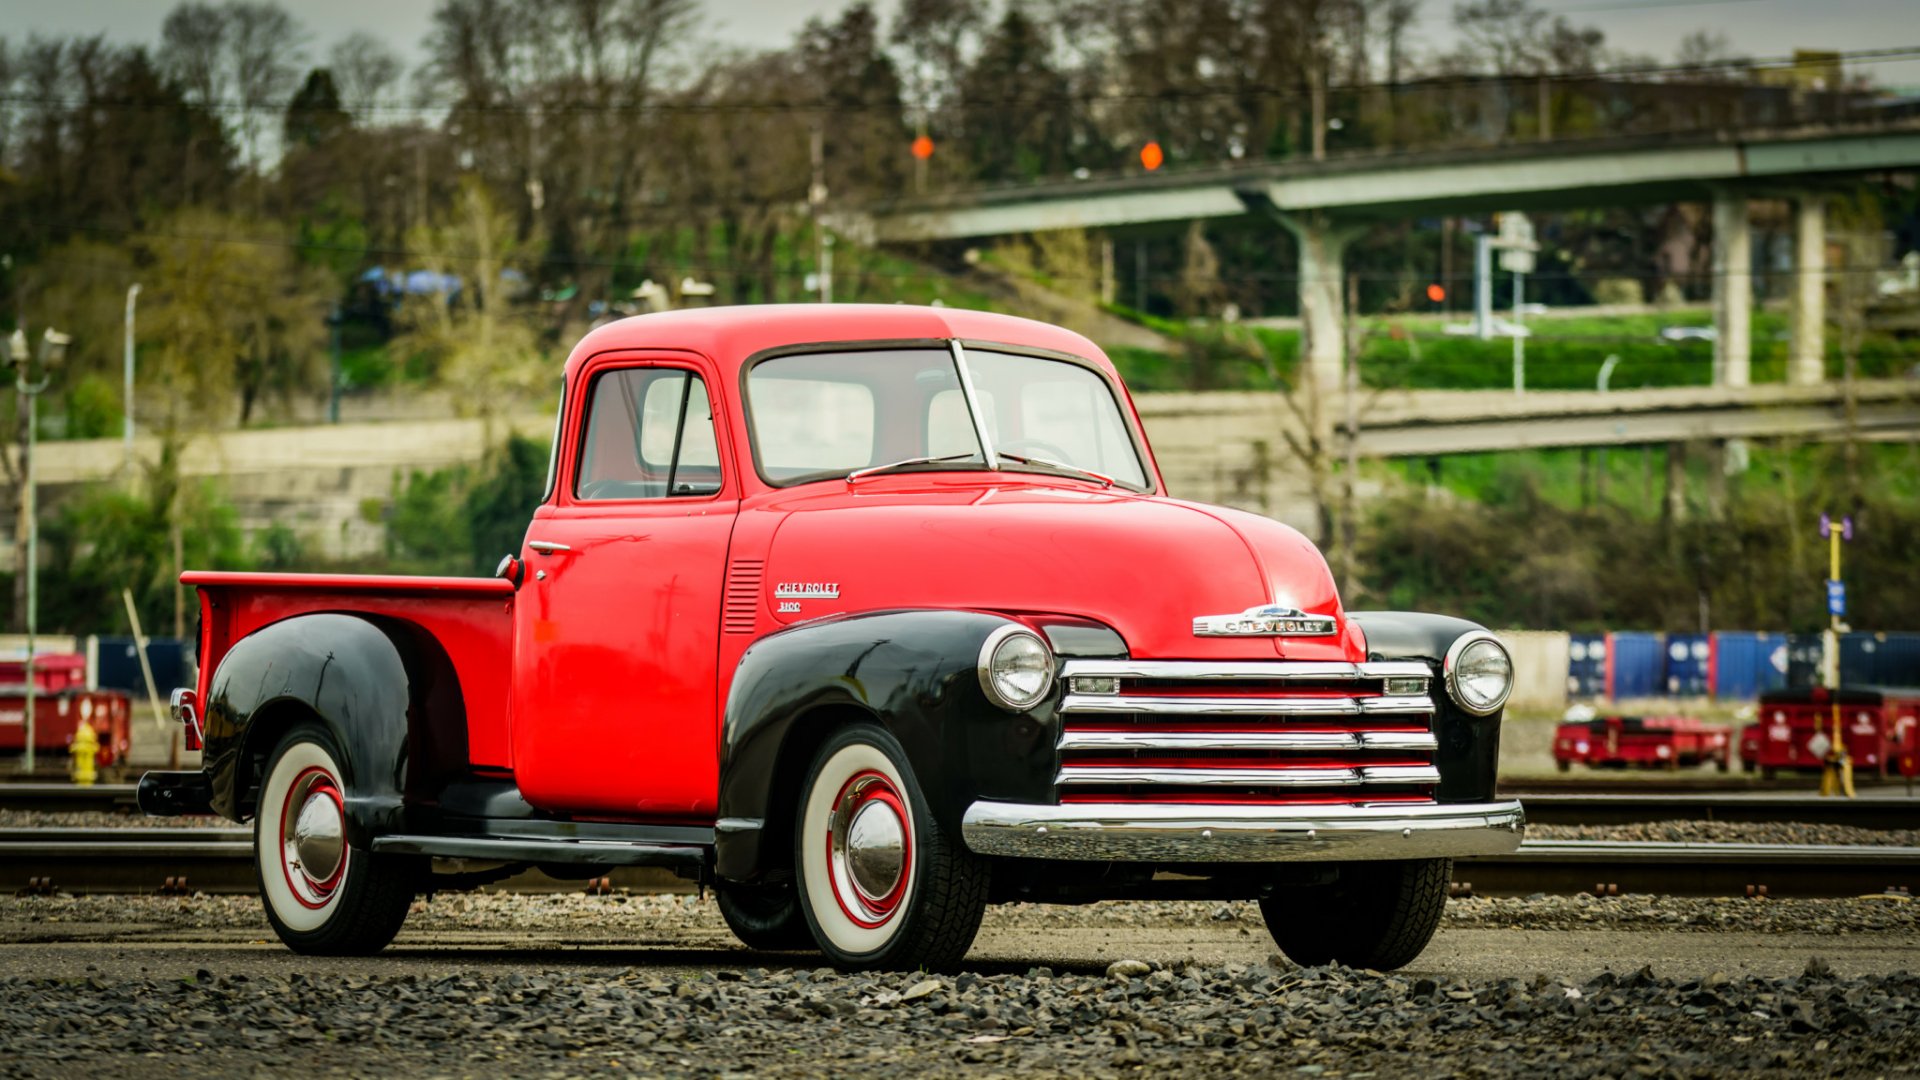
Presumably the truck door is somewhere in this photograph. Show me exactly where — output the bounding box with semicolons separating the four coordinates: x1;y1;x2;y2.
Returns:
511;355;737;820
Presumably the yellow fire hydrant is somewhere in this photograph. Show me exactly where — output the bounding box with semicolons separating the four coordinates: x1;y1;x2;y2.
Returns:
69;721;98;786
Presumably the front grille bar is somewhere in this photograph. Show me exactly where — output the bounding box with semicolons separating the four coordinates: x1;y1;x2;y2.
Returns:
1056;764;1443;787
1060;693;1434;717
1057;729;1438;753
1060;659;1433;682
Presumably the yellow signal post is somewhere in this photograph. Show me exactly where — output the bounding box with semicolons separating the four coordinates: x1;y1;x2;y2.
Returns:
1818;513;1855;799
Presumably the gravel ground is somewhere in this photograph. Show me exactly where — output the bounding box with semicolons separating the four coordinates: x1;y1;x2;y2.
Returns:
2;955;1915;1077
5;890;1913;938
9;810;1918;847
2;894;1915;1076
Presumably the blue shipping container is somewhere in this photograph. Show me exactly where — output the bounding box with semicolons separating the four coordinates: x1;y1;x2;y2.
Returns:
1840;632;1920;688
1665;633;1711;696
1786;634;1825;688
1711;631;1789;700
1606;631;1665;700
1567;634;1608;698
90;636;192;699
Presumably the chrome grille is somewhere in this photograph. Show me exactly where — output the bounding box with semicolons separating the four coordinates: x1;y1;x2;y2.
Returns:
1055;659;1438;806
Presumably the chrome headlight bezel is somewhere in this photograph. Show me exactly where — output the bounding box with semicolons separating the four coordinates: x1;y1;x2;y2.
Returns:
1444;631;1513;716
977;625;1056;712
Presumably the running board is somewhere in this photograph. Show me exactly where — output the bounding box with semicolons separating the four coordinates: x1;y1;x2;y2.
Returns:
370;834;707;868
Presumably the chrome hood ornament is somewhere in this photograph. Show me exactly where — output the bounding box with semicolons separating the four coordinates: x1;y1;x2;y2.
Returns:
1193;604;1336;637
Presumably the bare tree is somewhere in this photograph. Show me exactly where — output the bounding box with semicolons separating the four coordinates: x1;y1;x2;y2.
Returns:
159;2;230;106
329;31;401;122
225;1;306;177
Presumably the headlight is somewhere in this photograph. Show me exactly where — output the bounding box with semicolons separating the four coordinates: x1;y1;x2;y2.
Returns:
1444;632;1513;716
978;625;1055;712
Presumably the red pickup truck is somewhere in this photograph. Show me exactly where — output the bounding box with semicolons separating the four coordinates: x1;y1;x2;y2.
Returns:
140;305;1522;971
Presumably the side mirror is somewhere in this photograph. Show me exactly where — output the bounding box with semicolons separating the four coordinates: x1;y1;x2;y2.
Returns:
495;554;525;588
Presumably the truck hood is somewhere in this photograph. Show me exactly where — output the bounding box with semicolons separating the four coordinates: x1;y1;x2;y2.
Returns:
753;479;1361;661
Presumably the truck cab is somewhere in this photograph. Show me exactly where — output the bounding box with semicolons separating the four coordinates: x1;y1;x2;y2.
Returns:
141;305;1523;971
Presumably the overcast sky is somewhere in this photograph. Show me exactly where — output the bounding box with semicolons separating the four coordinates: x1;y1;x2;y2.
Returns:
6;0;1917;91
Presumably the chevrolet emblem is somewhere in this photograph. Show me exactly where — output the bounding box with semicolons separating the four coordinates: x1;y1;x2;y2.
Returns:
1192;604;1337;637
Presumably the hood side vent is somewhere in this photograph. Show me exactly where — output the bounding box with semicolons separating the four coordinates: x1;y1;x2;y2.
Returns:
724;558;764;635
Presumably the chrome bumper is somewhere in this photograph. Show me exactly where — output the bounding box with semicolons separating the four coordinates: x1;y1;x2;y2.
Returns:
960;799;1526;863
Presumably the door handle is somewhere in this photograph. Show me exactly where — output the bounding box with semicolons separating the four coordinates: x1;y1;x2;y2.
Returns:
527;540;573;554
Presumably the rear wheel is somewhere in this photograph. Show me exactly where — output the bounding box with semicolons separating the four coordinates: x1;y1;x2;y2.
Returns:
716;879;815;952
793;724;987;970
1259;858;1451;972
254;724;420;955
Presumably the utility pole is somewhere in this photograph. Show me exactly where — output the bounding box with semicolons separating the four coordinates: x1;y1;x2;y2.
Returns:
810;124;832;304
9;327;68;775
1818;513;1855;798
1473;234;1492;339
123;283;140;478
328;305;343;423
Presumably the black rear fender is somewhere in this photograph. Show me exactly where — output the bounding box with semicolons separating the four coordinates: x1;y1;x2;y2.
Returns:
201;612;470;844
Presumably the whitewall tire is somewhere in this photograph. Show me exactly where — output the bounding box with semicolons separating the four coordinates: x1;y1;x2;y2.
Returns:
794;725;987;970
254;724;419;955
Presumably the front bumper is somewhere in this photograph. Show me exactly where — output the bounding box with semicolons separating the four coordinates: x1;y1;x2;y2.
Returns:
961;799;1525;863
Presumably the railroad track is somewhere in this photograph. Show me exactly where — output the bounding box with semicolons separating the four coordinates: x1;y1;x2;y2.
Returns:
11;782;1914;827
3;826;1914;899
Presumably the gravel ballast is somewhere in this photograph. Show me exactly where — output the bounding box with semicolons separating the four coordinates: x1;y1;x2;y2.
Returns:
4;891;1916;937
2;957;1915;1077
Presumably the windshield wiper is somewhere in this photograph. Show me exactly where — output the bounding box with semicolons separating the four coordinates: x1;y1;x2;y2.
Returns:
846;453;980;482
998;453;1116;488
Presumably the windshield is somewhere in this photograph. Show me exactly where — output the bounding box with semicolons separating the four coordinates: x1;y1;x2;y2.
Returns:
745;345;1149;489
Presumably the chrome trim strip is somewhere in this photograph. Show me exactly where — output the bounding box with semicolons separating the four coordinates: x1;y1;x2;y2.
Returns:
1054;764;1443;787
1060;693;1433;717
1056;729;1439;753
948;339;999;471
1058;659;1433;681
961;798;1526;862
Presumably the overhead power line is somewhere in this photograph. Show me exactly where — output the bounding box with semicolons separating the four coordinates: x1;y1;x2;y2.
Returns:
1;45;1916;118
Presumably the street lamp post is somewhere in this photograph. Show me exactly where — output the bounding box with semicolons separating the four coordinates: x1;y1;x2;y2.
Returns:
9;327;67;774
124;284;140;476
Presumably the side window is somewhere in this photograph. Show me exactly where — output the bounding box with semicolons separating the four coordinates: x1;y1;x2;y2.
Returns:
575;368;722;500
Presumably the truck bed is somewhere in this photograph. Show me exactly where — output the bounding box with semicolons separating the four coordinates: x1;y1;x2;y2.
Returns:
184;572;517;769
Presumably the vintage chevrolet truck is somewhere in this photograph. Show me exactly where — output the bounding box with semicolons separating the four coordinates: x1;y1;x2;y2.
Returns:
140;304;1523;971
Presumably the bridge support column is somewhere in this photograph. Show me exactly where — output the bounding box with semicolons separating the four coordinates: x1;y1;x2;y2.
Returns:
1789;196;1827;384
1287;214;1364;394
1710;193;1751;387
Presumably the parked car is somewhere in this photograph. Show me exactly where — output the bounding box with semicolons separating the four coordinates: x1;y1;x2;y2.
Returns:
139;305;1523;971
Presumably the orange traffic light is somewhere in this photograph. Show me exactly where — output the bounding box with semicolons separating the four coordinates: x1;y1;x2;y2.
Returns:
1426;283;1446;303
911;135;935;160
1140;141;1164;171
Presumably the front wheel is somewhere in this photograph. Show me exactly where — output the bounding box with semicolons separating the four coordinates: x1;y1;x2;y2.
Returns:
1259;858;1451;971
794;724;988;970
254;724;420;955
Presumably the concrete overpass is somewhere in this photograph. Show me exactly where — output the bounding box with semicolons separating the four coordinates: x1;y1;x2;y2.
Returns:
848;118;1920;393
25;380;1914;558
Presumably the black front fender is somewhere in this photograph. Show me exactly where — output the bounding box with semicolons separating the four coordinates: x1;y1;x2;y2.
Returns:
714;610;1063;883
200;612;470;845
1348;611;1504;803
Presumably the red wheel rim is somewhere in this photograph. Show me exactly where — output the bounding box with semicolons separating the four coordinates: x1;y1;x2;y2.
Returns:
279;765;347;909
824;769;912;929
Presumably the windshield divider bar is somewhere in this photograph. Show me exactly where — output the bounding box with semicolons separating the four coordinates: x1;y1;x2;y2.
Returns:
948;339;999;471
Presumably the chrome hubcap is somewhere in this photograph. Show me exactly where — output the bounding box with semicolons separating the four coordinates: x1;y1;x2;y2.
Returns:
844;799;906;902
279;766;347;908
293;792;345;883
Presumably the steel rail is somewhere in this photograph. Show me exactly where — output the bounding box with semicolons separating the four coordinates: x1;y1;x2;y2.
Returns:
2;827;1914;898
